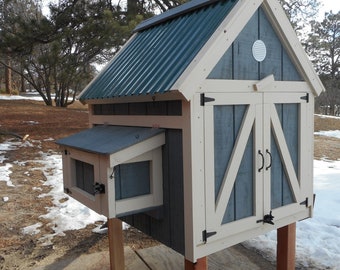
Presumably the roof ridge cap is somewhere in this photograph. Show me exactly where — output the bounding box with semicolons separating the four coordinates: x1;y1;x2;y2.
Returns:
133;0;226;33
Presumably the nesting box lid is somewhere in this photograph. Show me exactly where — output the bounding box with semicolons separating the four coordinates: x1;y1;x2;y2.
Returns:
56;125;164;155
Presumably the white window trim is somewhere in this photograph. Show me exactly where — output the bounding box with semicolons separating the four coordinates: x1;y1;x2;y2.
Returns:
113;147;163;217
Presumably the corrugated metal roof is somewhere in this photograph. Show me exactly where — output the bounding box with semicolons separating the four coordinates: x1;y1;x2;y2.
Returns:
134;0;223;32
79;0;237;101
56;125;164;155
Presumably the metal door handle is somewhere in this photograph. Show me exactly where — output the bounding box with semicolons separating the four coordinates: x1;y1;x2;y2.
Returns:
258;150;264;172
266;149;272;170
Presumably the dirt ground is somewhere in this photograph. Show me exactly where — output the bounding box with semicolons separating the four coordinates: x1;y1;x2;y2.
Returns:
0;99;339;269
0;99;158;270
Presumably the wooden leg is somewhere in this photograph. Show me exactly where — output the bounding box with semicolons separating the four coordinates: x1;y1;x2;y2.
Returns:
108;218;125;270
185;257;207;270
277;223;296;270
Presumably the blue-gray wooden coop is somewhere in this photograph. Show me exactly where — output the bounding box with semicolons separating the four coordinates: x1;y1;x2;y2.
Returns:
56;0;323;262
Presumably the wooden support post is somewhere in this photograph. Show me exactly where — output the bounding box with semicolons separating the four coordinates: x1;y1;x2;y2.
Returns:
108;218;125;270
185;257;207;270
277;223;296;270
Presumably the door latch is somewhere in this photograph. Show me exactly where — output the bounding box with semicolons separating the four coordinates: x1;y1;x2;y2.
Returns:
93;182;105;194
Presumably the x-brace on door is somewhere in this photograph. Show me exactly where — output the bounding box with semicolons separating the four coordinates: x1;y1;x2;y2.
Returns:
203;91;310;244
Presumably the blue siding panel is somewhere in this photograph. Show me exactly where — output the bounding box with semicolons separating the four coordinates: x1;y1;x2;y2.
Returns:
79;1;237;101
213;105;254;225
271;103;297;208
207;8;303;82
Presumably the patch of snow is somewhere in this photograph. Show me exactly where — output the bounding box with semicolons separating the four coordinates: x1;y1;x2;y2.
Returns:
22;120;39;125
0;94;43;101
314;130;340;139
22;222;42;236
3;196;9;202
37;152;106;244
315;114;340;120
92;225;108;235
0;163;15;187
0;141;18;159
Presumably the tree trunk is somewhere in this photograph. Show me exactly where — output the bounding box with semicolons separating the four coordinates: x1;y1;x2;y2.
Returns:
127;0;138;18
5;55;12;94
20;62;26;93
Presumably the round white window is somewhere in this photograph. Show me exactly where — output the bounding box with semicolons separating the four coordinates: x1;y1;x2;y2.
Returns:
252;40;267;62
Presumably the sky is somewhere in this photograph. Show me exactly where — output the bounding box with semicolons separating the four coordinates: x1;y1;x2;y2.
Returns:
41;0;340;19
318;0;340;18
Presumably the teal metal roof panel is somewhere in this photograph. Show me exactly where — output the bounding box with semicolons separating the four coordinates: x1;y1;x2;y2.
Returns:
79;0;237;101
134;0;223;32
56;125;164;155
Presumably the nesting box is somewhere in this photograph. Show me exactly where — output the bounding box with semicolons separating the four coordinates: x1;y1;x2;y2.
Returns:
56;0;324;262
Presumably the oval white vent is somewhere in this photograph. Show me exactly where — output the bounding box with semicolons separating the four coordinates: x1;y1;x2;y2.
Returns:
252;40;267;62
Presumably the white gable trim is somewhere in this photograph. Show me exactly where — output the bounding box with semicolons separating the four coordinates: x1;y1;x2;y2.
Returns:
172;0;324;100
171;0;263;100
262;0;324;96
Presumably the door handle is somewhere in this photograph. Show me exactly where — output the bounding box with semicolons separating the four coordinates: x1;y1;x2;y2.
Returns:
258;150;264;172
266;149;272;170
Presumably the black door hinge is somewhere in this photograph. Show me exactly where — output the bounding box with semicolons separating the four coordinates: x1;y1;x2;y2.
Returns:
200;93;215;106
300;93;309;103
202;230;217;243
300;197;309;207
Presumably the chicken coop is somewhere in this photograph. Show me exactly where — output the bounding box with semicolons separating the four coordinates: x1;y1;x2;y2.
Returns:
56;0;323;264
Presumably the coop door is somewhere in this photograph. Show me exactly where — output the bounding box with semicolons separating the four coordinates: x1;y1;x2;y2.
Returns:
204;92;308;242
204;93;263;240
263;92;308;221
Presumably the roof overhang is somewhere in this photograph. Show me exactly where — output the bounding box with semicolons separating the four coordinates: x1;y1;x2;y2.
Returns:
56;125;165;156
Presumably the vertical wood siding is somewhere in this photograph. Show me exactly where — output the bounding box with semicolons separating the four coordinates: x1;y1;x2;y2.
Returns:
271;104;298;208
208;8;302;81
214;105;254;224
121;129;185;255
93;101;182;116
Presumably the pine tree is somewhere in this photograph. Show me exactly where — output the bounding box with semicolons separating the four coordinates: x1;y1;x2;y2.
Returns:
306;11;340;115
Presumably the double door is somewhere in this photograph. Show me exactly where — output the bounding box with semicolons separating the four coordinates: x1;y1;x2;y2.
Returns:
203;92;311;242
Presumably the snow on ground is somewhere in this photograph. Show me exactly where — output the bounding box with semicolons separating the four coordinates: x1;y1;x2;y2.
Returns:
245;159;340;269
315;130;340;139
0;93;44;101
0;140;21;187
36;151;106;245
0;139;106;246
